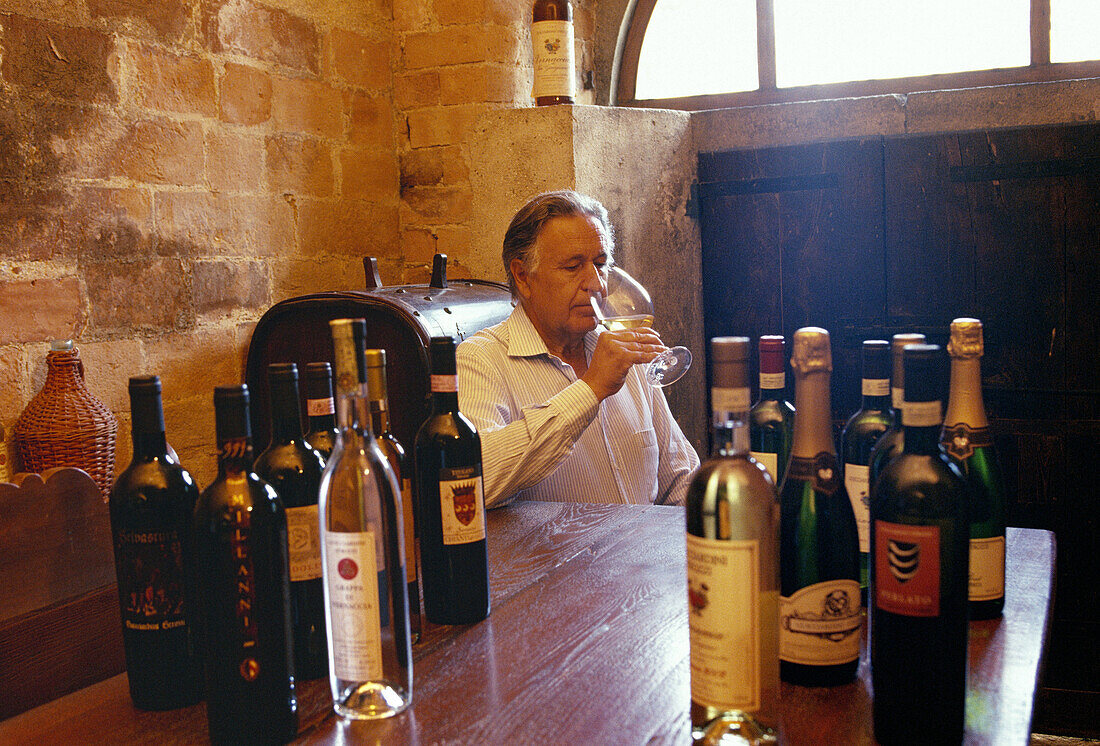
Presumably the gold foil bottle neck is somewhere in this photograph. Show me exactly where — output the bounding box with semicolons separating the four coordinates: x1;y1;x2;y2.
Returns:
710;336;750;389
790;327;832;374
948;318;984;359
364;348;388;400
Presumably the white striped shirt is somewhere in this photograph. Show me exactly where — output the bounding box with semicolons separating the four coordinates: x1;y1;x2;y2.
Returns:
456;304;699;508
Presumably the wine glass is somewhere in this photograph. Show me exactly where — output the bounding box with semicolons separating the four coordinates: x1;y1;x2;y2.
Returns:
590;265;692;387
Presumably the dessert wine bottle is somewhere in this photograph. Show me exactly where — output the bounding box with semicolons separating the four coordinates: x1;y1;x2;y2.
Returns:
868;333;926;486
942;318;1006;620
749;335;795;487
687;337;780;745
840;339;892;603
871;344;969;746
414;336;490;625
532;0;575;105
254;363;328;680
109;375;203;710
194;385;297;745
365;348;422;643
778;328;861;686
304;362;338;462
319;319;412;719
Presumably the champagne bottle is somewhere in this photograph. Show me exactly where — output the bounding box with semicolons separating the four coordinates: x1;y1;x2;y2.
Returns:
532;0;575;105
254;363;328;680
749;335;795;487
942;318;1006;620
870;345;969;746
778;327;861;687
868;333;926;486
108;375;203;710
304;362;338;462
194;385;297;745
840;339;892;603
687;337;780;745
319;319;413;720
365;349;422;644
414;336;490;625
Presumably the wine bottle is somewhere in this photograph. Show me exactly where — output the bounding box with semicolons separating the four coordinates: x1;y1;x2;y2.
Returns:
942;318;1006;620
194;385;297;745
687;337;780;744
749;335;795;487
868;333;926;486
108;375;203;710
870;344;969;746
304;362;338;462
840;339;892;603
319;319;412;720
778;327;861;687
532;0;575;105
414;336;491;625
365;348;422;644
254;363;328;680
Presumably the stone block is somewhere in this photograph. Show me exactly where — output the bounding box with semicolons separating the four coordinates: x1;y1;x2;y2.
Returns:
406;104;485;148
1;15;116;104
143;326;240;403
399;184;472;224
69;187;153;260
439;63;519;105
0;184;69;260
0;276;84;344
395;70;440;109
434;0;484;26
442;144;470;183
85;258;193;332
74;338;144;414
483;0;522;26
218;62;272;126
329;28;390;91
905;78;1100;134
485;23;526;66
269;256;363;300
271;74;343;138
193;259;269;316
403;26;487;69
297;198;400;258
399;148;444;190
202;0;320;75
266;134;334;198
392;0;431;32
0;347;29;423
401;226;439;265
125;42;216;118
88;0;190;42
347;91;394;149
206;129;265;193
154;192;296;258
108;118;205;186
341;148;399;201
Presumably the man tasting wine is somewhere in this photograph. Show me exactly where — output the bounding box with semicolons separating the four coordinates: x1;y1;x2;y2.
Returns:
457;190;699;507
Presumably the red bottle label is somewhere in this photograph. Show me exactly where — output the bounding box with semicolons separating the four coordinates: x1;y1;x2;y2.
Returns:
874;521;940;617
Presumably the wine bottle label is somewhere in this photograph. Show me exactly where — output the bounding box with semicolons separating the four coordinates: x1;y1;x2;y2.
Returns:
430;374;458;393
686;535;763;711
902;400;942;427
941;423;993;461
711;386;751;414
401;478;417;584
307;397;335;417
228;505;260;679
862;378;889;397
786;453;841;496
843;463;871;554
285;504;322;582
874;520;941;617
779;579;861;666
323;530;384;681
750;451;778;483
531;19;575;99
114;529;188;632
439;466;486;545
759;372;785;390
969;535;1005;601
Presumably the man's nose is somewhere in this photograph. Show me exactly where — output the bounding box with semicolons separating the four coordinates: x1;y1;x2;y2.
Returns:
582;264;605;295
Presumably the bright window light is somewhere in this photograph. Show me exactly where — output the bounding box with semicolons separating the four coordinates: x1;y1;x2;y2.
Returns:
1051;0;1100;63
634;0;757;99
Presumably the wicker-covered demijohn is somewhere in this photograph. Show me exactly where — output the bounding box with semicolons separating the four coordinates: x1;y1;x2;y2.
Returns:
14;340;118;501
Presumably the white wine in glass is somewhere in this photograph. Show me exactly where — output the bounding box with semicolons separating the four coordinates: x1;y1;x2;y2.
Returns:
591;266;692;387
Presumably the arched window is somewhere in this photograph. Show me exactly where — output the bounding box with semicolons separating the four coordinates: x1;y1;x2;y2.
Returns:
614;0;1100;109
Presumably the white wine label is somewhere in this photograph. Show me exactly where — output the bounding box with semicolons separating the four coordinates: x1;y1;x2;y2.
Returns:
759;372;785;390
686;535;762;711
874;520;940;617
969;535;1005;601
324;530;383;681
430;374;458;393
891;387;904;411
285;504;322;582
531;19;575;99
439;467;486;545
844;463;871;554
750;451;779;483
711;386;751;414
307;397;335;417
902;400;942;427
779;580;861;666
401;478;417;584
862;378;889;397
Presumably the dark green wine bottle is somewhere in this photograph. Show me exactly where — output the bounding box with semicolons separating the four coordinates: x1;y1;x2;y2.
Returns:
778;328;861;687
750;335;795;487
254;363;328;680
942;318;1005;620
868;333;926;487
870;344;969;746
840;340;892;603
303;362;338;462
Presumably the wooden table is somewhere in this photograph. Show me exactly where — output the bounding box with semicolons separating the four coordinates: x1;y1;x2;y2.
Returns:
0;502;1055;745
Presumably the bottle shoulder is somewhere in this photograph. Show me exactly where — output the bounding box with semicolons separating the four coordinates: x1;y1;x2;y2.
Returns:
416;411;480;444
111;458;200;505
873;453;967;510
750;398;795;423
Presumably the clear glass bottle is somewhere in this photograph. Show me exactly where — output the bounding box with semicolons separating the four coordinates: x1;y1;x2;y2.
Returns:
687;337;779;745
749;335;795;487
319;319;412;720
868;333;926;486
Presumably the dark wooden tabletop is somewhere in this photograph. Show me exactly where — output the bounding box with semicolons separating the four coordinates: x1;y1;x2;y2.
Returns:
0;501;1055;745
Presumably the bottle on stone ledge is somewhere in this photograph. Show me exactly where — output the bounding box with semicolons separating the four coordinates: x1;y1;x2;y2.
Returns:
532;0;576;105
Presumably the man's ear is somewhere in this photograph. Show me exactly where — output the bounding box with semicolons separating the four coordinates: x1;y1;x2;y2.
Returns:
511;257;532;299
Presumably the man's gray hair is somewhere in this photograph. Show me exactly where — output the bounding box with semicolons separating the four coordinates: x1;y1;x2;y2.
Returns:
501;190;615;298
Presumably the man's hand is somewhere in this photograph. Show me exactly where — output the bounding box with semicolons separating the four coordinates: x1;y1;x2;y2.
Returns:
581;329;666;401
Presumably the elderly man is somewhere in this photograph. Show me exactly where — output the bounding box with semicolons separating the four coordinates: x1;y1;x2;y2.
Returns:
457;190;699;508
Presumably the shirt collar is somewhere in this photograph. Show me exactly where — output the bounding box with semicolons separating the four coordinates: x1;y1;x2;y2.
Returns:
505;304;601;360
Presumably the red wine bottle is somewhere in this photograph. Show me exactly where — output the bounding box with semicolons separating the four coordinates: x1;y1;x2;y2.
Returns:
749;335;795;487
254;363;328;680
871;344;969;745
108;375;203;710
303;362;338;462
532;0;575;105
194;385;297;745
414;336;490;625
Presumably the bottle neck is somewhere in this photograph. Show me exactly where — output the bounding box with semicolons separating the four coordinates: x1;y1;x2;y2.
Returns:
711;386;751;457
758;371;788;401
791;369;835;458
430;372;460;413
901;399;945;455
369;397;392;436
943;357;988;428
216;437;255;475
336;384;374;441
130;392;168;458
133;430;169;458
861;376;890;410
270;393;304;442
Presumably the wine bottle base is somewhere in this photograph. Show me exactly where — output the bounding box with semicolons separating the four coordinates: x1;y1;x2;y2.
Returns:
333;680;411;720
691;712;777;745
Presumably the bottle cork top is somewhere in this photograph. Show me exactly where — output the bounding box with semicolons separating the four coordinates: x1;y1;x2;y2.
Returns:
711;336;749;362
791;327;832;374
891;333;926;383
948;317;984;359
